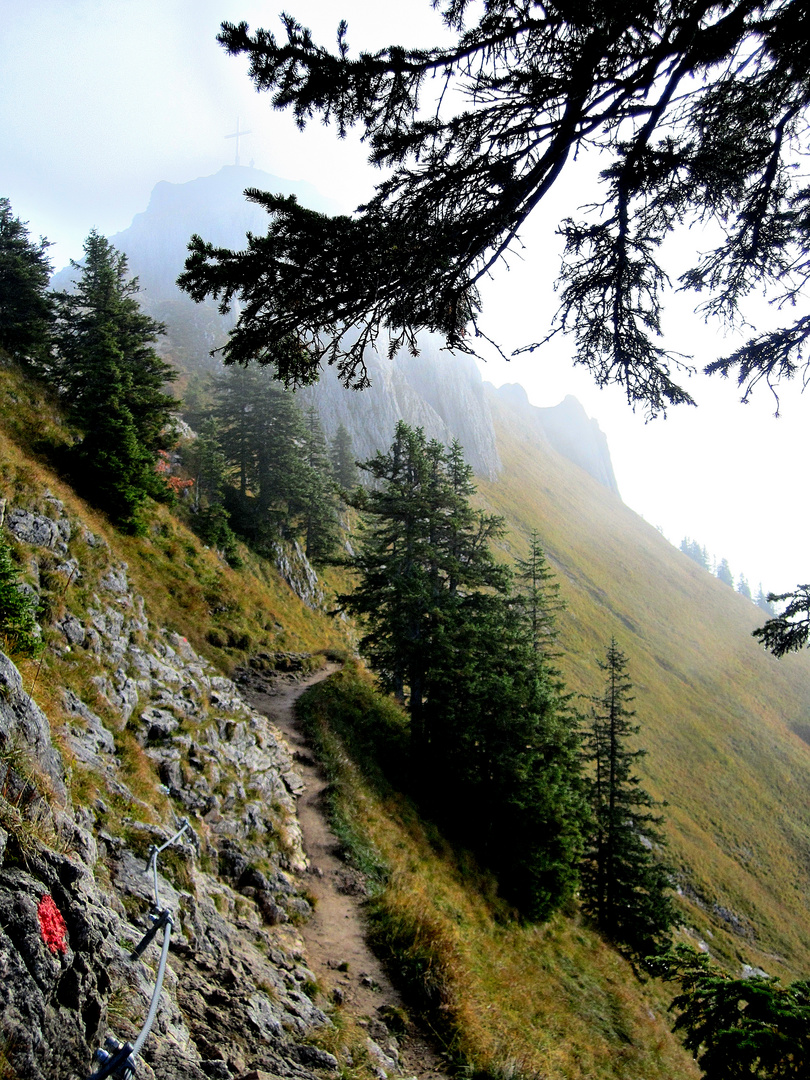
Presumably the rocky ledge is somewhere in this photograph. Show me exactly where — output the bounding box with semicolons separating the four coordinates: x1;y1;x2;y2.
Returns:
0;496;342;1080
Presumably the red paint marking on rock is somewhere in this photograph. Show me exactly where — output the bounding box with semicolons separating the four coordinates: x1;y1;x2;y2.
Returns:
38;894;68;954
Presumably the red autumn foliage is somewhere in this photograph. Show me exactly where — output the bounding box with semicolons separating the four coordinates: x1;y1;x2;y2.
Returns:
37;893;68;954
156;449;194;494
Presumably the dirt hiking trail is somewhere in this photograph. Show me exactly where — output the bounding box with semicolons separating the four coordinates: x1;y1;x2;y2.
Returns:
244;666;452;1080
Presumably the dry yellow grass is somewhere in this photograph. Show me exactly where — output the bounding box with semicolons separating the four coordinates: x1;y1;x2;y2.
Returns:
477;393;810;977
298;669;700;1080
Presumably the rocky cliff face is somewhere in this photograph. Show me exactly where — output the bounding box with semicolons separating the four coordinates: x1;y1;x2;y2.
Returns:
0;495;339;1080
51;167;627;490
299;338;502;480
489;384;620;495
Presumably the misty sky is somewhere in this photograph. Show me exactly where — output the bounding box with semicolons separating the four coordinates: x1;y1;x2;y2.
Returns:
2;0;807;595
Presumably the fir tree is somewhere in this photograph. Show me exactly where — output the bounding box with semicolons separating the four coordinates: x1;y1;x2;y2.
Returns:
300;406;340;563
431;586;586;920
515;530;564;657
181;0;810;420
340;424;585;919
0;198;53;369
737;573;752;600
680;538;711;572
656;945;810;1080
186;418;238;560
212;364;308;543
755;584;776;617
180;2;810;660
581;639;675;956
51;231;176;530
339;423;506;755
0;532;41;658
330;423;359;492
716;558;734;587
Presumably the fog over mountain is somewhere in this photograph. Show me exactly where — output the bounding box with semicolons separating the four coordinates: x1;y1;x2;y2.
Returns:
54;165;619;493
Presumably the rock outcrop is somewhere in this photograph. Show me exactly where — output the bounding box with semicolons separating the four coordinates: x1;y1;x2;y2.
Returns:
490;384;620;495
0;493;340;1080
299;337;502;481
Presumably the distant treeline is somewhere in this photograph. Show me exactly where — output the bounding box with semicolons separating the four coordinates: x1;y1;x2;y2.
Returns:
679;538;775;615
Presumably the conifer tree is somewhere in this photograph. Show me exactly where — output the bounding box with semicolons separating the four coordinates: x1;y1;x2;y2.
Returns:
0;198;53;369
431;585;586;920
182;0;810;421
656;944;810;1080
581;639;675;955
212;364;308;541
716;558;734;587
737;573;752;600
515;530;564;658
755;584;776;617
186;418;238;560
330;423;359;492
680;538;711;572
339;423;506;754
340;424;585;919
300;406;340;563
51;231;176;530
0;532;41;658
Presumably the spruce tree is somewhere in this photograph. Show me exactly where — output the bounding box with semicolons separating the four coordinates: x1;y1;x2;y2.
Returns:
515;530;565;658
716;558;734;587
737;573;752;600
339;423;506;755
581;639;675;956
340;424;585;919
431;586;586;920
186;417;238;560
680;538;711;572
181;1;810;421
657;945;810;1080
0;532;41;658
0;198;53;369
212;364;309;543
51;231;176;530
330;423;359;492
755;585;776;617
300;407;340;563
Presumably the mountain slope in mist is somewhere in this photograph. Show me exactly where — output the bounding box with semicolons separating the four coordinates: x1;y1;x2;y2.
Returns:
52;166;618;489
479;386;810;977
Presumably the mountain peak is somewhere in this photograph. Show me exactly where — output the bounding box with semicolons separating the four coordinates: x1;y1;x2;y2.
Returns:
490;383;620;495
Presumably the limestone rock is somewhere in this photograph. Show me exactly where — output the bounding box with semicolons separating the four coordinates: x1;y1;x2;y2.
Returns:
490;384;620;495
0;650;66;801
6;506;70;550
1;498;326;1080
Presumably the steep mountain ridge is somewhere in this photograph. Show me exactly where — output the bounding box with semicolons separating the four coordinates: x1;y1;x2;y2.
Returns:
478;389;810;976
51;167;620;489
491;383;620;494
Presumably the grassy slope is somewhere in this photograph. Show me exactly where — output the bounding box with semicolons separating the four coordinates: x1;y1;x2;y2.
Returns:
6;353;810;1075
298;668;701;1080
0;361;346;664
478;390;810;977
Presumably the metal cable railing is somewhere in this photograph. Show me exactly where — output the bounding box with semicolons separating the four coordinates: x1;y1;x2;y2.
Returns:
88;819;193;1080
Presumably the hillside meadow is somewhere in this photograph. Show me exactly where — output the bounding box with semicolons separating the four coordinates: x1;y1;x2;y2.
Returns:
479;389;810;977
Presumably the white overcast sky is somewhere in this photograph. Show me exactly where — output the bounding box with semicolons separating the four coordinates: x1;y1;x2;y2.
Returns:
2;0;807;594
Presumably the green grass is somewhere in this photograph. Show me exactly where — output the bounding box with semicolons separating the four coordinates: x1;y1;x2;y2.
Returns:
477;394;810;978
0;357;351;849
297;666;700;1080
